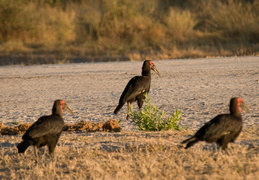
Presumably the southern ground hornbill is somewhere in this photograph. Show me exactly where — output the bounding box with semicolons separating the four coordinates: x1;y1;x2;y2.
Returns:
114;60;160;119
17;100;74;158
182;97;249;150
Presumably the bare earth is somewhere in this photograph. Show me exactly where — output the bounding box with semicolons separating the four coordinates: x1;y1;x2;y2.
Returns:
0;56;259;179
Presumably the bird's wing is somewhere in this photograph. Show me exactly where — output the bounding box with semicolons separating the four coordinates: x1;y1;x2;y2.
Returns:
24;116;64;138
196;114;242;140
119;76;150;103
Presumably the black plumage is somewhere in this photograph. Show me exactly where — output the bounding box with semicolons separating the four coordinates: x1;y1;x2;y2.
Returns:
182;97;249;150
114;60;160;119
17;100;74;157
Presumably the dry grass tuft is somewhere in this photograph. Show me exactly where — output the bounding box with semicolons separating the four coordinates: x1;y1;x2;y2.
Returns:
1;127;20;135
103;119;122;132
17;123;32;131
0;120;121;135
64;121;94;131
0;123;5;129
1;123;32;135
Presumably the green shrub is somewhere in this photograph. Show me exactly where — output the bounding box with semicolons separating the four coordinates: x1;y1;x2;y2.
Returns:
130;95;181;131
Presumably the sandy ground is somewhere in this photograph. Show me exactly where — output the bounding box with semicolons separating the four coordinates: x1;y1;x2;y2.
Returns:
0;56;259;131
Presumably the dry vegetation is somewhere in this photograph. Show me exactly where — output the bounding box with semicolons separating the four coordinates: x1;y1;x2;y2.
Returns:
0;127;258;179
0;0;259;65
0;120;122;135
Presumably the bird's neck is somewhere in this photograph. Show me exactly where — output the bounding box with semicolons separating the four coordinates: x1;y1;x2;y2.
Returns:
52;107;63;118
230;107;242;118
142;68;151;77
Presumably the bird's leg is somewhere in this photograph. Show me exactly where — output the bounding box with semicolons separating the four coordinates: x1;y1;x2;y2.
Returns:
137;99;144;112
221;144;232;155
48;140;58;161
126;102;132;120
49;152;55;161
217;138;229;152
217;140;232;155
33;146;39;164
33;146;38;157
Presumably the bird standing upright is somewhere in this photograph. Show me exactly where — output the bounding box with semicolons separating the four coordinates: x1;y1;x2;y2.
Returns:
17;100;74;158
181;97;249;150
114;60;160;119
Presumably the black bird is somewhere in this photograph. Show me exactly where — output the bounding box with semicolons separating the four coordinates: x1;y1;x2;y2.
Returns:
182;97;249;150
114;60;160;119
17;100;74;158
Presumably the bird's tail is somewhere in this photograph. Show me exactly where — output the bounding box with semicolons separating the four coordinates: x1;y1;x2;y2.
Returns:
16;141;32;153
181;137;198;149
114;103;124;114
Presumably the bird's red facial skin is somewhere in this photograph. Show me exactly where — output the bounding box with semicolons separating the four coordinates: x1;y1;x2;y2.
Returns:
149;61;154;68
60;101;65;105
237;98;243;112
60;101;66;112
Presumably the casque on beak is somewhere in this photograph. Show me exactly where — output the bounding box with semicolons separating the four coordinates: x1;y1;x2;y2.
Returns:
151;64;161;77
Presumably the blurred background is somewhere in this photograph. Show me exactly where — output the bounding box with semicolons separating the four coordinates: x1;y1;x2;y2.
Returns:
0;0;258;65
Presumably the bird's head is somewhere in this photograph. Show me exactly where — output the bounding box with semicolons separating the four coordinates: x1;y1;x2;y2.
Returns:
53;100;75;116
146;60;161;77
230;97;250;115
